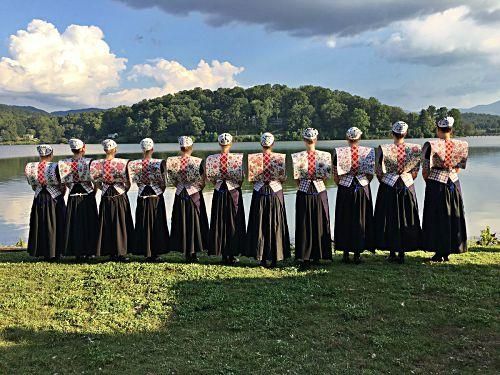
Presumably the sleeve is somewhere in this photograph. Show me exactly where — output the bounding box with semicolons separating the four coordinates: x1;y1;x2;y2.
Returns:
281;155;287;182
375;147;383;176
124;161;132;190
55;165;67;194
194;160;206;190
332;153;339;179
422;144;431;175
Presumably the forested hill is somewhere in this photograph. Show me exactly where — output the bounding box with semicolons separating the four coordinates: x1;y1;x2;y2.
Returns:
1;85;499;144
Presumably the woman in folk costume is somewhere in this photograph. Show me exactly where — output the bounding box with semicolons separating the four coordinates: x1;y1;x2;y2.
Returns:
292;128;332;267
90;139;134;262
25;145;66;260
167;136;209;262
374;122;422;264
247;133;291;268
58;138;98;260
422;116;468;262
333;127;375;264
128;138;169;261
206;133;246;265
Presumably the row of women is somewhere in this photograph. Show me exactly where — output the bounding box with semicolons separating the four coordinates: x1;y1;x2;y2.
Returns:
26;116;468;266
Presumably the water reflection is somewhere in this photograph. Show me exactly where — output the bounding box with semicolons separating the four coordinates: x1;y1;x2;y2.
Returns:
1;138;499;245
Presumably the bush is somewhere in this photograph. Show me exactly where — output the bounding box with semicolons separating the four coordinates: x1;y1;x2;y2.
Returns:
476;226;498;246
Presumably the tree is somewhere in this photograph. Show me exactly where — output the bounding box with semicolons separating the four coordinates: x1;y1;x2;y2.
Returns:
349;108;370;135
320;99;347;138
418;109;435;138
186;116;205;135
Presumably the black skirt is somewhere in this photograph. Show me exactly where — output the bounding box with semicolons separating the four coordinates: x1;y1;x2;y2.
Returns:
294;185;332;261
64;185;98;257
246;185;291;262
334;180;375;253
28;188;66;258
422;179;467;255
208;183;246;257
169;188;209;257
96;188;134;257
133;186;169;257
374;180;422;252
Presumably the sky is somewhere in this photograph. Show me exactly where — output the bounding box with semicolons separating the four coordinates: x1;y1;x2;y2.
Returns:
0;0;499;112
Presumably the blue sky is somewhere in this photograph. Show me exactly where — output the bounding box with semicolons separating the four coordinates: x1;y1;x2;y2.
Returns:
0;0;499;111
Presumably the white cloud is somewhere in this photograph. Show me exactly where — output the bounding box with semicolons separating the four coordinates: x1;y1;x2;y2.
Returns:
328;6;500;67
0;19;127;107
0;19;245;109
100;59;244;107
378;6;500;66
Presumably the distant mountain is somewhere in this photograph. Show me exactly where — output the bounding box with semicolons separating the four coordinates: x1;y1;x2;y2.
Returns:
0;104;49;114
0;103;106;116
461;100;500;115
51;108;105;116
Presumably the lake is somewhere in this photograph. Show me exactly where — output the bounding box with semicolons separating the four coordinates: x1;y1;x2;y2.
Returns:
1;137;499;245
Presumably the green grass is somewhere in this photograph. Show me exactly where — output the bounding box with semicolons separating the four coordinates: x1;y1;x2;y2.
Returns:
0;248;499;374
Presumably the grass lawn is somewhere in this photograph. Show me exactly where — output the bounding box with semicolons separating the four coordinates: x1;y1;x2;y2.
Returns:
0;247;498;374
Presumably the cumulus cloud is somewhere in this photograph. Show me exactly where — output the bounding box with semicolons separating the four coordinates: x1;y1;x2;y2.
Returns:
0;19;127;107
115;0;499;37
100;59;244;107
0;19;244;109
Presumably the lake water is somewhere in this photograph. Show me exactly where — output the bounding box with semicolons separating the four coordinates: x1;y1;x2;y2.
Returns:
1;137;499;245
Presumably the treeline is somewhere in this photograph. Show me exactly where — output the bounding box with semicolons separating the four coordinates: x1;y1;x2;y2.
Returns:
461;113;500;135
0;85;498;144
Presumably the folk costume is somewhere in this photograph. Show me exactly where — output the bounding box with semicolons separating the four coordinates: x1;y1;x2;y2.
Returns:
333;127;375;263
90;139;134;259
25;145;66;259
206;133;246;263
422;117;468;260
128;138;169;259
292;128;332;263
58;138;98;258
167;136;209;260
247;133;291;265
373;122;422;262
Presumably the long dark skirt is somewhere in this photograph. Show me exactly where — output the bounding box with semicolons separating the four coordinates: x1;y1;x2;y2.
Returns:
169;189;209;257
334;181;375;253
96;189;134;257
374;180;422;252
246;185;291;262
64;185;98;257
208;183;246;258
295;186;332;261
422;179;467;255
133;188;169;258
28;189;66;258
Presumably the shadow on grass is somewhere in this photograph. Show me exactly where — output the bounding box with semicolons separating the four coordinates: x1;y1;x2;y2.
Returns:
0;250;498;373
0;248;498;266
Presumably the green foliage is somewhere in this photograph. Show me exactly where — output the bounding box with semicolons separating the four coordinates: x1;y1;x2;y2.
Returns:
14;238;26;248
477;226;499;246
0;249;498;373
462;112;500;135
1;85;497;144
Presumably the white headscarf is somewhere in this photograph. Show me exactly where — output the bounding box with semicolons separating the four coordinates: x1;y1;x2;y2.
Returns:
302;128;318;141
68;138;84;150
218;133;233;146
392;121;408;135
102;139;117;151
178;136;194;148
346;127;362;140
36;144;53;157
260;132;275;147
437;116;454;128
140;138;154;151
